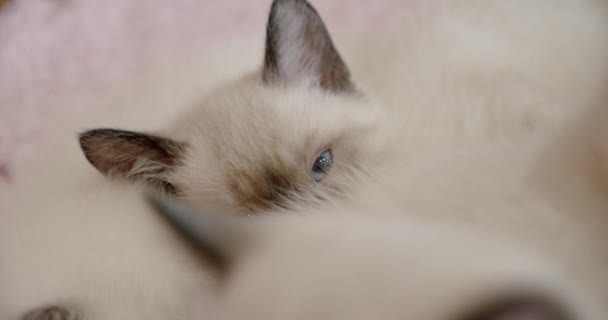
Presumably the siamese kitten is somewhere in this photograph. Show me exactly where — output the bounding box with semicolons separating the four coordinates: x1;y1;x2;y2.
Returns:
7;0;608;318
76;0;608;211
76;0;388;212
8;95;608;319
10;94;608;320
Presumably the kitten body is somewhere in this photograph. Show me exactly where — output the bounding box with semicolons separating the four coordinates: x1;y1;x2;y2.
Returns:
3;100;607;319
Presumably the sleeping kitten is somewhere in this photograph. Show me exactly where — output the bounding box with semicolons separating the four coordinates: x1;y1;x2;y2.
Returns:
76;0;389;211
7;96;607;319
75;0;608;212
10;90;608;320
7;0;608;318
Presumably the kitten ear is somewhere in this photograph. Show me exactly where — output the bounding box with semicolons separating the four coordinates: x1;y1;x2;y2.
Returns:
263;0;354;93
146;192;250;275
79;129;187;193
463;296;572;320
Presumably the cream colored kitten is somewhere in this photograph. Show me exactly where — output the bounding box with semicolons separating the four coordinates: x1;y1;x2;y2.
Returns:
4;172;597;320
75;0;389;212
70;0;607;212
4;0;608;318
5;97;607;319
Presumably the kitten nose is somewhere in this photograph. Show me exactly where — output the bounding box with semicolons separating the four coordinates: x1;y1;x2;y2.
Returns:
241;182;294;210
228;166;298;211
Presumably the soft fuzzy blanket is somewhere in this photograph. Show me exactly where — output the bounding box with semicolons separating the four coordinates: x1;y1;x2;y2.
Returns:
0;0;406;184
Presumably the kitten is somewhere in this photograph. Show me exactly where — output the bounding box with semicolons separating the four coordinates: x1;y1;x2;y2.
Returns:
8;95;606;319
76;0;389;212
75;0;608;212
0;166;212;319
10;91;608;320
6;0;608;318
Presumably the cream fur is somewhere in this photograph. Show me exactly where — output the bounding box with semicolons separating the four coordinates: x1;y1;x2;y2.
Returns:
2;0;608;318
203;97;608;320
205;214;604;319
10;0;605;212
2;104;607;318
150;0;608;210
0;163;211;319
164;0;608;210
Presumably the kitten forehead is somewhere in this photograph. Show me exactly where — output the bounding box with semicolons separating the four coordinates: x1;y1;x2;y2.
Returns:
177;78;377;140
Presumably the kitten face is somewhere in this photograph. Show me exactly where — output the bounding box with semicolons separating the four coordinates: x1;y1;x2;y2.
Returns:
79;0;387;211
169;78;383;211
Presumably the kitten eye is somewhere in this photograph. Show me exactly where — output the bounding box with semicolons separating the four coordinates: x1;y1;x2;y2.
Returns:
311;149;333;182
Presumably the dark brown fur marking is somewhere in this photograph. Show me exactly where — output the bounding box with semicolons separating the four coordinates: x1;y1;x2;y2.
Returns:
226;162;300;210
262;0;354;92
79;128;186;193
262;0;282;83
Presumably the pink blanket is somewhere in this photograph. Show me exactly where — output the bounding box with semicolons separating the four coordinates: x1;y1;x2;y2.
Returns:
0;0;404;184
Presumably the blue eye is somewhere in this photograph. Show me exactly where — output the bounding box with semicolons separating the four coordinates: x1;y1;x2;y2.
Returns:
311;149;333;182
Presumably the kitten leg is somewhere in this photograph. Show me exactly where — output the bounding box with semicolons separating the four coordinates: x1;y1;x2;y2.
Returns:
22;306;78;320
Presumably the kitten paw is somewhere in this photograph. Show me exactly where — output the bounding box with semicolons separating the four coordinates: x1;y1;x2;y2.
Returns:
22;306;78;320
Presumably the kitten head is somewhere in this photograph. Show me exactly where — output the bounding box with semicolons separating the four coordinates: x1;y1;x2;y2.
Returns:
79;0;387;211
148;194;599;320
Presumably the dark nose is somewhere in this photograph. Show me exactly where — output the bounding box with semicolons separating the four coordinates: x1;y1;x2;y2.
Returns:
229;166;299;211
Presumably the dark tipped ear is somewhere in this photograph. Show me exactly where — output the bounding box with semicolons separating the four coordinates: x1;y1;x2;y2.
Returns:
79;129;187;193
462;296;572;320
146;193;248;274
263;0;354;93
